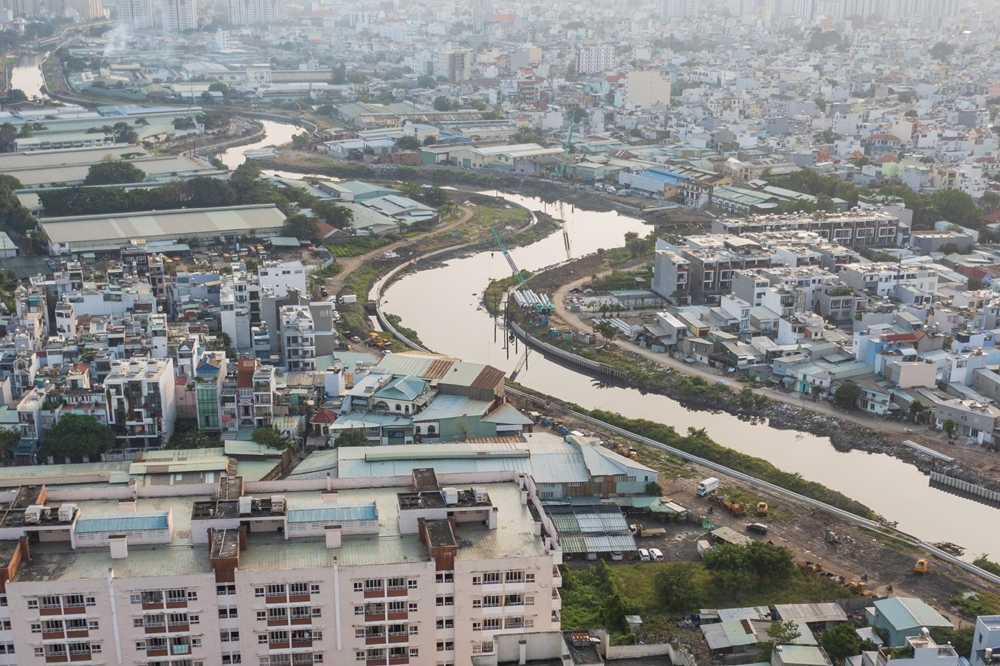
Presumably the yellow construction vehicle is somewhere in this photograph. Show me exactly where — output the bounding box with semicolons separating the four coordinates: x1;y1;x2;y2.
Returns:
914;558;929;574
756;502;768;517
628;448;639;461
846;581;867;593
718;498;747;517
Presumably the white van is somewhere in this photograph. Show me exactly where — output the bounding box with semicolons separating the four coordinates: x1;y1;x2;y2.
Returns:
638;548;651;562
649;548;664;561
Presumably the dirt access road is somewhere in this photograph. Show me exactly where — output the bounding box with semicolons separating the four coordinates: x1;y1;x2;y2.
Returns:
548;269;1000;475
323;205;474;297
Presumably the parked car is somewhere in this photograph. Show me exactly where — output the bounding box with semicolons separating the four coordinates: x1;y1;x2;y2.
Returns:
649;548;664;561
746;523;769;535
638;548;651;562
610;551;623;561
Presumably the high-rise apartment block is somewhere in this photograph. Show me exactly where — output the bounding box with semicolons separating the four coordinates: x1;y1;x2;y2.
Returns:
162;0;197;31
0;468;562;666
575;44;617;75
228;0;284;25
115;0;153;30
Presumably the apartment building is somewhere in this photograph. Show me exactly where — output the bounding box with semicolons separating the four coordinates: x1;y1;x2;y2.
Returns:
713;210;900;248
228;0;285;25
116;0;153;29
575;44;617;75
840;263;938;298
162;0;197;32
0;468;562;666
280;306;316;372
104;358;178;449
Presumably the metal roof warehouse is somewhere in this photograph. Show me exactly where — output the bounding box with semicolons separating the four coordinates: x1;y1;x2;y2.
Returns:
40;204;287;254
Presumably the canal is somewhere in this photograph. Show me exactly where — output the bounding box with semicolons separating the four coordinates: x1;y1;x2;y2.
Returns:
32;97;994;560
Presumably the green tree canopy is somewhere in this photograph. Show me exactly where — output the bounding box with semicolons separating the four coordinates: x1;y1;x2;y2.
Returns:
84;159;146;186
433;96;454;111
282;213;320;243
251;426;294;450
0;427;18;463
313;200;353;229
819;622;871;663
46;414;116;459
652;563;700;613
833;381;861;409
170;427;219;449
334;429;368;447
4;89;27;104
930;42;955;61
395;135;421;151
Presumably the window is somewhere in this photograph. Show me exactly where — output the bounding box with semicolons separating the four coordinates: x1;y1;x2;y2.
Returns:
167;589;186;602
364;579;382;591
222;655;242;665
27;599;38;609
472;599;482;609
435;595;453;607
482;572;500;584
218;584;237;596
525;573;535;583
472;621;482;631
133;619;145;628
190;615;200;625
407;579;418;589
266;584;286;597
255;587;266;598
310;584;320;595
409;625;418;635
135;642;146;651
483;618;500;631
356;653;366;662
290;583;308;595
525;596;535;606
408;602;418;612
219;607;238;618
259;636;268;645
472;575;482;586
34;648;43;658
435;572;453;583
30;623;42;633
409;649;419;658
222;631;240;642
483;595;501;608
353;583;363;593
505;571;523;583
436;641;454;652
436;618;453;629
257;611;267;621
355;628;365;639
311;608;322;618
41;595;61;608
187;591;198;601
85;596;96;607
387;577;405;590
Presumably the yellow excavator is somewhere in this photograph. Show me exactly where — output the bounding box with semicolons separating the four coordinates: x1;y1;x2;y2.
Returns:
914;558;929;574
756;502;768;517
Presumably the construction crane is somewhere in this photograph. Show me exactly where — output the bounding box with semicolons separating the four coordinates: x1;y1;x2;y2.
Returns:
490;229;553;314
553;109;578;180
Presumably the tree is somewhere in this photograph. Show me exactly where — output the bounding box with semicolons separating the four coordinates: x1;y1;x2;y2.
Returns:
251;426;294;450
4;89;26;104
282;213;320;243
652;564;700;613
942;418;956;438
928;626;973;658
757;620;802;662
334;429;369;447
645;481;663;496
200;91;216;105
833;381;861;409
433;96;454;111
395;135;421;151
84;159;146;185
0;427;18;463
0;123;17;152
930;42;955;61
313;200;354;228
594;320;619;341
46;414;116;459
417;75;436;89
208;82;231;94
291;132;310;150
423;135;437;146
981;191;1000;214
702;544;755;599
17;123;31;138
820;623;864;663
111;121;139;144
171;427;219;449
904;109;918;118
968;277;983;291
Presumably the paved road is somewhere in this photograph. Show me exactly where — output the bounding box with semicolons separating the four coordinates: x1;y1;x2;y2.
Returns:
550;271;926;438
325;205;474;297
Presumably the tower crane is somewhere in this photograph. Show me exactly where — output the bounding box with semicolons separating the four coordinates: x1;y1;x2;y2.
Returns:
490;229;553;314
553;108;579;180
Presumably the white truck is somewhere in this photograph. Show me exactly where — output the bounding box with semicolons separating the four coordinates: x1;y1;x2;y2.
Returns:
338;294;358;305
696;477;719;497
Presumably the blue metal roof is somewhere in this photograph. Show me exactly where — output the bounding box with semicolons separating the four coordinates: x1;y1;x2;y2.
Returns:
873;597;950;631
287;504;377;524
75;512;170;534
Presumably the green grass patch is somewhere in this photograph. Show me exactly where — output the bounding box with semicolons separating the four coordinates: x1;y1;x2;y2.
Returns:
328;236;395;257
717;485;794;522
342;266;380;301
385;313;422;346
949;589;1000;619
509;213;559;246
590;268;654;291
973;554;1000;576
580;409;876;520
338;303;371;339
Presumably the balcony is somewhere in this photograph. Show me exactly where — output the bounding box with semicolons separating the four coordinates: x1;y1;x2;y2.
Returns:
266;595;286;604
551;589;562;610
289;594;310;603
365;613;385;623
268;617;289;627
386;586;407;597
386;612;407;621
44;655;69;664
269;641;291;650
291;640;313;649
366;635;386;645
290;617;313;626
364;588;385;599
552;566;562;587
